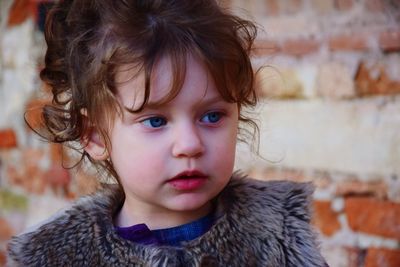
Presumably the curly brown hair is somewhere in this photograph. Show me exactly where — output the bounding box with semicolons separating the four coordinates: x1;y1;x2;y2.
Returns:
39;0;259;181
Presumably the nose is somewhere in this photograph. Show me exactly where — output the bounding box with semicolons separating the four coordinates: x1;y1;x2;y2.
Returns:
172;123;205;158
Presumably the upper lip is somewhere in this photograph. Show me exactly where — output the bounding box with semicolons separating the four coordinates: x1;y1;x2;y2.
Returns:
168;170;208;181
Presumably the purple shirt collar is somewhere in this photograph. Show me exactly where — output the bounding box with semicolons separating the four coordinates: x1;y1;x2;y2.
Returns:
115;213;214;247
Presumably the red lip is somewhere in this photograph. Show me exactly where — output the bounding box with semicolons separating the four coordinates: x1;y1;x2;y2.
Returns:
167;170;208;190
169;170;208;181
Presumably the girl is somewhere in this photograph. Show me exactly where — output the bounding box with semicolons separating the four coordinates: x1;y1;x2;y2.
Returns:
8;0;328;266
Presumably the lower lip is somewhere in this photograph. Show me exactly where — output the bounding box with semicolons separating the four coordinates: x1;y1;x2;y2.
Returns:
168;177;207;190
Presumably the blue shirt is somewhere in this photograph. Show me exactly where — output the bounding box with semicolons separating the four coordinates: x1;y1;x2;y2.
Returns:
115;214;214;247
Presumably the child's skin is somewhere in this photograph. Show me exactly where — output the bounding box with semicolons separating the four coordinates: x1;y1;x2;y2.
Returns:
85;54;239;230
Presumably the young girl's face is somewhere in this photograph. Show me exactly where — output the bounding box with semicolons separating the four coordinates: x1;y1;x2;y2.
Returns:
107;55;238;227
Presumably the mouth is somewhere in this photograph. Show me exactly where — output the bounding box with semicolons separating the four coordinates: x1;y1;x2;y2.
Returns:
167;170;208;190
169;170;208;180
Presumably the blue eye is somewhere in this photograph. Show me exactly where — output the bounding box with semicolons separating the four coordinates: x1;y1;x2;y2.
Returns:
142;117;167;128
201;112;222;124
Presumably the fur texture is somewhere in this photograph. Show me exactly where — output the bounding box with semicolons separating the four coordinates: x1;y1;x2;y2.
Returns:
8;175;327;266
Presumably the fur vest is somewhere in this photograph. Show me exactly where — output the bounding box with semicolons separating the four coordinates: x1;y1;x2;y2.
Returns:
8;175;327;266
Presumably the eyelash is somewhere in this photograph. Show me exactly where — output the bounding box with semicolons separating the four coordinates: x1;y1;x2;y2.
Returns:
140;111;225;129
200;111;223;124
141;117;167;128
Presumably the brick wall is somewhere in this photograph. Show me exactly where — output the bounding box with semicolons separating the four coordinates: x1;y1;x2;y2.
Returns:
229;0;400;266
0;0;399;266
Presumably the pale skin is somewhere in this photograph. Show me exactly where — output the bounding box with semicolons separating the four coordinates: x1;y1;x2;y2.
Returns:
85;54;239;230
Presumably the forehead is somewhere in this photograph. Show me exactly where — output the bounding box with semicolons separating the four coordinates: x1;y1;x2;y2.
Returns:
114;54;216;108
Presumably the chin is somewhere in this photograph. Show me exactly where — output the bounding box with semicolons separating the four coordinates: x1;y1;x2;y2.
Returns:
168;196;211;212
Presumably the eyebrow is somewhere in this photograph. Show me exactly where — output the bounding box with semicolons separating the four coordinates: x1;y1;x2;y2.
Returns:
144;95;227;110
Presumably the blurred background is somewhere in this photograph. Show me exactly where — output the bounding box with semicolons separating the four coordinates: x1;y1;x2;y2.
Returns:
0;0;399;266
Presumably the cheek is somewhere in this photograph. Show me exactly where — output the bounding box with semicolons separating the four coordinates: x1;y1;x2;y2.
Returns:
210;126;237;166
110;131;167;176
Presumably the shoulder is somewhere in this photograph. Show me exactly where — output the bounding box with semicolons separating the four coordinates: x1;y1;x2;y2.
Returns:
222;173;315;235
219;173;327;266
7;185;123;266
223;173;314;221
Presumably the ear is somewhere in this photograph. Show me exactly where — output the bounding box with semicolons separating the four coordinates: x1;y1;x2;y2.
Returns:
80;108;109;161
83;129;109;161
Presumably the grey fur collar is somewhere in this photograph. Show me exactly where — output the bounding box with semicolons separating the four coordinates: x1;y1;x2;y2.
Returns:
8;174;327;266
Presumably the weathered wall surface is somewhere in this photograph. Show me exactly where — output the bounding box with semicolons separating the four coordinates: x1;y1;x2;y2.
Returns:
0;0;399;266
232;1;400;266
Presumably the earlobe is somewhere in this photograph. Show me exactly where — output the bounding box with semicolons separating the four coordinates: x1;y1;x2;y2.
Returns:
83;130;109;161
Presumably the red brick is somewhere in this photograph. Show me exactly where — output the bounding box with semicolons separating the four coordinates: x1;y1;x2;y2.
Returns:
0;217;14;241
355;62;400;96
252;39;280;56
0;250;6;267
280;0;302;15
265;0;280;16
379;30;400;52
336;179;388;199
335;0;354;10
281;38;320;56
354;63;373;96
7;0;37;26
345;197;400;239
313;201;341;236
50;143;64;164
7;148;48;194
329;34;368;51
8;163;47;194
44;164;71;196
0;129;17;149
365;0;385;13
44;165;70;187
376;70;400;95
365;248;400;267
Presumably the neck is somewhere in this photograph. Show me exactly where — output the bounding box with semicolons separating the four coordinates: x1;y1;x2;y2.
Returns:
115;200;212;230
